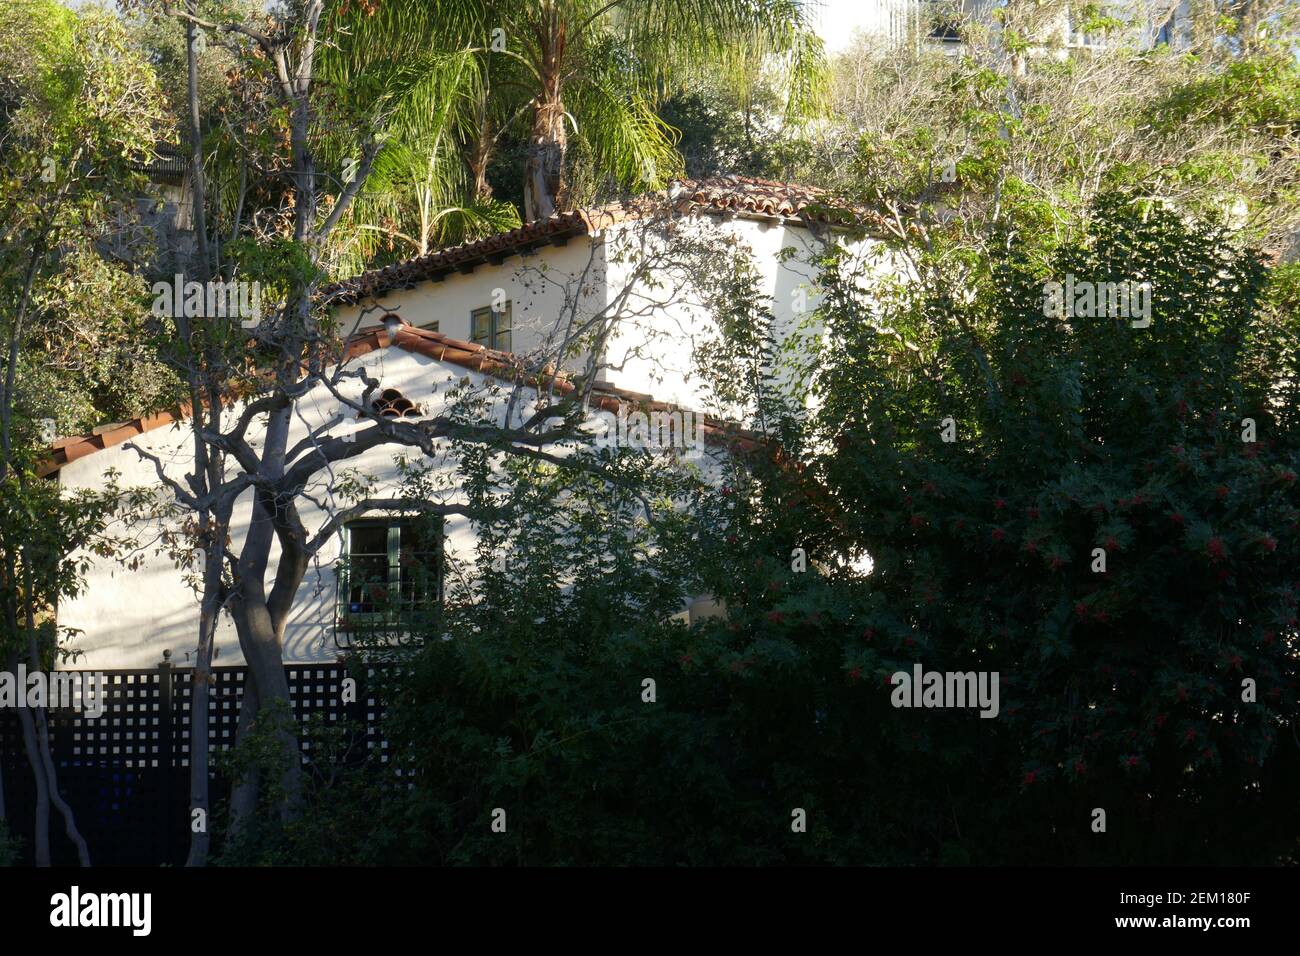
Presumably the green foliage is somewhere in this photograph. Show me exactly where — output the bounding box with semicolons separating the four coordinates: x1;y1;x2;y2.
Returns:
712;194;1300;863
211;703;410;866
252;195;1300;867
658;79;789;180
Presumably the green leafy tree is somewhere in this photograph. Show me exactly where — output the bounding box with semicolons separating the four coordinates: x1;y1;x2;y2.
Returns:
345;0;826;221
698;193;1299;863
0;0;165;866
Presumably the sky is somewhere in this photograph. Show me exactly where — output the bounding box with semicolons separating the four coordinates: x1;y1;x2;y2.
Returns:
812;0;884;55
63;0;881;55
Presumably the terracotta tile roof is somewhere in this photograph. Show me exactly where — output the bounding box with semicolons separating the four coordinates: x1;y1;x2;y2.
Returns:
38;324;758;477
325;176;862;306
43;177;830;475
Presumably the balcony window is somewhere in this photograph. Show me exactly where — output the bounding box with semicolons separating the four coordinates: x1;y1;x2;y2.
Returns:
334;516;443;648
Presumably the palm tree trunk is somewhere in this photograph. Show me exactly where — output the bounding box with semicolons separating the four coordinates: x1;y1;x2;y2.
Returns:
524;8;567;221
466;96;494;203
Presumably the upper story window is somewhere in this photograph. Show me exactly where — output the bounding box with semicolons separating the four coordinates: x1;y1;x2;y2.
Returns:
927;0;963;42
335;516;442;649
471;301;512;352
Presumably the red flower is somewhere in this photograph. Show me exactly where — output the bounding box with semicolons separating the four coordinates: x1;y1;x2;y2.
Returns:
1260;536;1277;553
1155;713;1167;728
909;513;925;528
1170;512;1184;526
1074;602;1089;619
1049;555;1064;570
1125;755;1139;768
1074;761;1087;776
1215;485;1229;500
1028;507;1039;519
991;527;1006;542
862;627;876;641
1207;537;1226;561
1184;728;1197;742
848;665;862;684
994;498;1006;510
1023;771;1037;785
1104;536;1119;550
1024;540;1038;554
766;610;786;626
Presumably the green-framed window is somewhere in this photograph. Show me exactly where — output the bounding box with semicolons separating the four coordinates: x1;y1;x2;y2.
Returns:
334;516;442;648
470;301;511;351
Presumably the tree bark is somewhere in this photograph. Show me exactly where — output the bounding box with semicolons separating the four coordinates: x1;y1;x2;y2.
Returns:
6;648;48;866
524;11;567;221
183;539;223;866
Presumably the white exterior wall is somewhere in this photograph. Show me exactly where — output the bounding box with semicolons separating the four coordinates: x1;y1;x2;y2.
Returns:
333;239;610;366
57;213;866;671
57;346;728;670
599;215;883;423
332;215;872;420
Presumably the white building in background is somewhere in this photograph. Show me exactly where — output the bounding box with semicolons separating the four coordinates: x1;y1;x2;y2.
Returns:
45;177;876;670
815;0;1192;54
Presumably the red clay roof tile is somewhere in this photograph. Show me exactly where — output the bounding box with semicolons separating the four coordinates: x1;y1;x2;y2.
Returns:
324;176;862;306
38;324;758;476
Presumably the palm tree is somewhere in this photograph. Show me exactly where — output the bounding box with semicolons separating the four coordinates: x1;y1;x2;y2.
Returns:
492;0;828;220
328;0;826;228
314;1;518;275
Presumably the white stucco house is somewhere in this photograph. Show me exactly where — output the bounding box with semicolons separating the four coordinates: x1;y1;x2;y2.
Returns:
40;176;872;672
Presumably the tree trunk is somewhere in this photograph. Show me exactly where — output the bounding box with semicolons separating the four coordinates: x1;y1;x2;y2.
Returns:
524;13;567;221
228;480;307;833
228;606;301;830
184;547;222;866
23;569;91;865
7;648;48;866
13;705;48;865
227;678;260;836
467;115;494;203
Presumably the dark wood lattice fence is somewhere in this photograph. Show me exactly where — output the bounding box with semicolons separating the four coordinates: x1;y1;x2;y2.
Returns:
0;662;387;866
